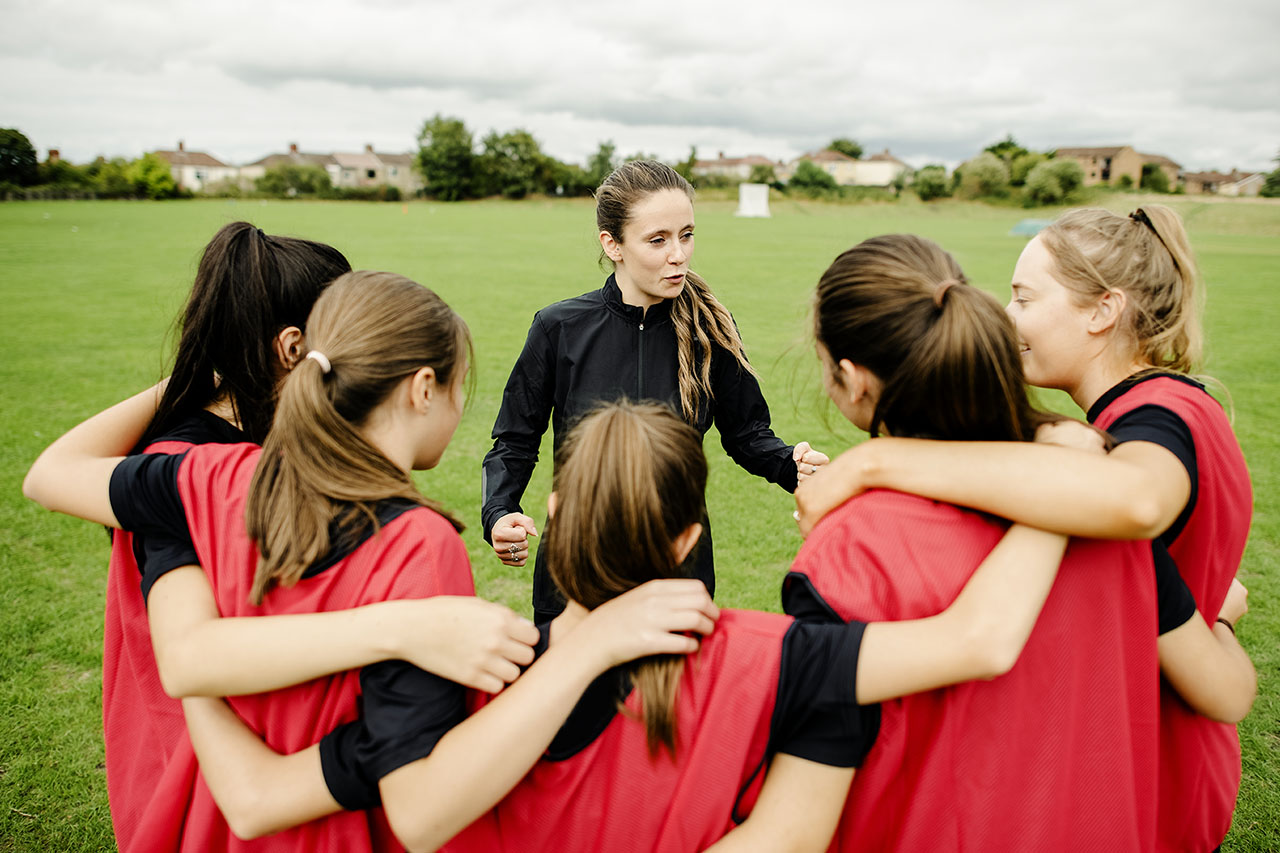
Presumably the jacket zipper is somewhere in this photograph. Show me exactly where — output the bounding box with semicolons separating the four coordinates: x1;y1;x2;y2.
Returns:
637;321;645;396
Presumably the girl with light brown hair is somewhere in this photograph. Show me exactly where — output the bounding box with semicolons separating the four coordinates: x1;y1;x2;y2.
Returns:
25;271;717;852
482;158;828;622
795;223;1254;851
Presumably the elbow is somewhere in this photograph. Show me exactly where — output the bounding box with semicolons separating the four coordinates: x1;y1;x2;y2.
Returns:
1124;496;1167;540
968;620;1024;681
22;461;52;509
154;647;202;699
220;789;287;841
1213;671;1258;726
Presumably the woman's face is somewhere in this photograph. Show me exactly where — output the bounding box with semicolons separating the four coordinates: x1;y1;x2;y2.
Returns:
609;189;695;309
1007;235;1095;392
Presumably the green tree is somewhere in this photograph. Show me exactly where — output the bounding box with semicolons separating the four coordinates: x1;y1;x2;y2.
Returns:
1261;150;1280;198
789;159;838;196
829;138;863;159
85;157;132;197
913;165;950;201
673;146;698;184
254;163;331;197
0;128;39;186
38;157;89;187
748;163;777;185
1010;152;1047;186
417;114;476;201
955;152;1011;199
475;129;550;198
127;153;177;199
586;141;617;188
1141;163;1170;193
984;134;1029;166
548;159;594;197
1048;159;1084;196
1022;159;1086;207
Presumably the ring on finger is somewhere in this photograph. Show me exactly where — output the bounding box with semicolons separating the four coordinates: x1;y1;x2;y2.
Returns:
508;543;519;557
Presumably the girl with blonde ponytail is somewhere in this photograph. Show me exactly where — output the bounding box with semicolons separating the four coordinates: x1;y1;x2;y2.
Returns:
25;271;717;852
796;212;1254;851
484;158;828;622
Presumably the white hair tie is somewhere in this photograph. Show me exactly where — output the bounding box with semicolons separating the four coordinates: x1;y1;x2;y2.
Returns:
305;350;332;374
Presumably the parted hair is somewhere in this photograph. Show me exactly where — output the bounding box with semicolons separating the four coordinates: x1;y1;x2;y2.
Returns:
815;234;1058;442
1039;205;1202;373
140;221;351;449
544;401;707;758
244;271;470;604
595;159;755;421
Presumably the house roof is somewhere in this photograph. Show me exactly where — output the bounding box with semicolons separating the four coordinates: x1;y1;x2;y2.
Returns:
801;149;858;163
694;154;773;168
1053;146;1130;158
866;149;908;166
1139;153;1182;169
333;151;381;170
245;151;338;169
1184;171;1234;183
154;149;230;168
377;152;416;166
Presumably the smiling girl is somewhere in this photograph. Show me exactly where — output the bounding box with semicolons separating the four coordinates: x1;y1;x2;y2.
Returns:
483;159;826;621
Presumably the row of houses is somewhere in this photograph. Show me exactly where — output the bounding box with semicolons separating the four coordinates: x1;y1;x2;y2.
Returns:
696;144;1267;197
693;148;911;188
152;142;423;195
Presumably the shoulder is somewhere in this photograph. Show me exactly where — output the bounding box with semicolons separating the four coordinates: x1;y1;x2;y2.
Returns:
180;442;262;487
366;506;474;596
148;410;248;450
535;288;606;327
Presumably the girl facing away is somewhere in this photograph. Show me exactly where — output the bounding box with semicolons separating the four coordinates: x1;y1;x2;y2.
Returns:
26;271;716;851
797;208;1254;852
482;159;828;622
788;234;1254;851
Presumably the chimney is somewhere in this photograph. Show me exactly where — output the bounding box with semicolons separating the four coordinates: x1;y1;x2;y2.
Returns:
178;140;185;152
718;150;725;159
365;143;374;153
290;142;298;154
48;149;60;163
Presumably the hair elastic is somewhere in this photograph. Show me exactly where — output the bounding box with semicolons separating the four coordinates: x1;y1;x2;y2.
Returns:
933;278;959;308
1129;209;1156;233
305;350;332;374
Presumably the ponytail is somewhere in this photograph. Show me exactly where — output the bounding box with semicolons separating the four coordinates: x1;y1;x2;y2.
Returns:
544;401;707;758
142;222;350;448
244;271;469;604
1039;205;1202;373
595;160;756;422
815;234;1056;442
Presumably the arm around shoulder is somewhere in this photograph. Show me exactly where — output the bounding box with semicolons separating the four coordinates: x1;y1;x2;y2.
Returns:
703;754;853;853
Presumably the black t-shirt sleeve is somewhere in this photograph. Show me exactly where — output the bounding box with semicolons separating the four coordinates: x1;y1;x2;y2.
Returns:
1108;404;1198;543
109;452;200;599
354;660;468;781
1154;541;1197;636
770;620;880;767
319;720;382;810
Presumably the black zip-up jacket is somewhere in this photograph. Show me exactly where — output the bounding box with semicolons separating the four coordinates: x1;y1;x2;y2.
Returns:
482;275;798;615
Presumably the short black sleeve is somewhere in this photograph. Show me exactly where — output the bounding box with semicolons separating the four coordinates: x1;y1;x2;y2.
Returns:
109;452;200;598
319;720;382;810
770;620;880;767
1154;542;1197;636
1108;404;1198;544
354;660;468;781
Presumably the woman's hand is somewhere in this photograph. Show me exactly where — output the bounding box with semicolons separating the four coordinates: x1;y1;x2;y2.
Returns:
794;444;869;539
567;579;719;670
386;597;539;694
793;441;830;483
1218;577;1248;628
1034;419;1106;454
492;512;538;567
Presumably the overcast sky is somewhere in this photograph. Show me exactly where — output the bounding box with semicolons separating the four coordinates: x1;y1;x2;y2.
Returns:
4;0;1277;173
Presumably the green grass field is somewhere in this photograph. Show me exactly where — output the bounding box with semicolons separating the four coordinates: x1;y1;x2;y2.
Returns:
2;194;1277;850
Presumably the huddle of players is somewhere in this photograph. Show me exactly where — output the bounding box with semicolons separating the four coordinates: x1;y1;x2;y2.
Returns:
25;161;1255;852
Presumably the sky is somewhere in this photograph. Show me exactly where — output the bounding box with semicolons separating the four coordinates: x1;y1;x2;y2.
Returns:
3;0;1278;173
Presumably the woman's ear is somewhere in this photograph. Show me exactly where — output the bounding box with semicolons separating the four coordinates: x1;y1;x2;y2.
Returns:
837;358;879;406
599;230;623;264
273;327;305;372
408;366;437;415
672;522;703;565
1088;288;1128;335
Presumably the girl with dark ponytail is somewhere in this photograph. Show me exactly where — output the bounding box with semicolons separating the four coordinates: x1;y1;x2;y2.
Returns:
483;159;828;621
797;210;1255;851
789;234;1254;851
26;272;715;851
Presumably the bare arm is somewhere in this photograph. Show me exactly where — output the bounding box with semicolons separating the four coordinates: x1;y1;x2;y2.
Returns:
855;524;1069;704
22;382;166;526
796;436;1189;541
147;567;539;698
702;755;853;853
1159;578;1256;724
181;697;340;840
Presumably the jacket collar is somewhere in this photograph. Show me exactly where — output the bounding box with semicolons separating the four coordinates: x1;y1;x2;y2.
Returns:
602;274;673;326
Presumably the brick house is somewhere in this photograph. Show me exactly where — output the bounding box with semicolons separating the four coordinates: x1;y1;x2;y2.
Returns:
1053;146;1180;189
1184;170;1266;196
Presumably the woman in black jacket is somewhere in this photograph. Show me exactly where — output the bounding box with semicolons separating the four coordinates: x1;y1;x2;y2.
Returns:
483;159;827;621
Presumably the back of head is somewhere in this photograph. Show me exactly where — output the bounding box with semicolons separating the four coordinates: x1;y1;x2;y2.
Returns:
815;234;1048;442
1039;205;1202;373
595;160;754;421
245;270;471;603
144;221;352;447
545;401;707;757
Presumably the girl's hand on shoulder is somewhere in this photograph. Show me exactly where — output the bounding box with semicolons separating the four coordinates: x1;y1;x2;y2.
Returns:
570;579;719;670
1218;577;1248;628
388;597;538;694
793;442;830;483
1034;420;1107;455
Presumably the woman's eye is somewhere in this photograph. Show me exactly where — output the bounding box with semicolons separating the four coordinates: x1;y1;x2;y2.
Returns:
649;237;665;245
